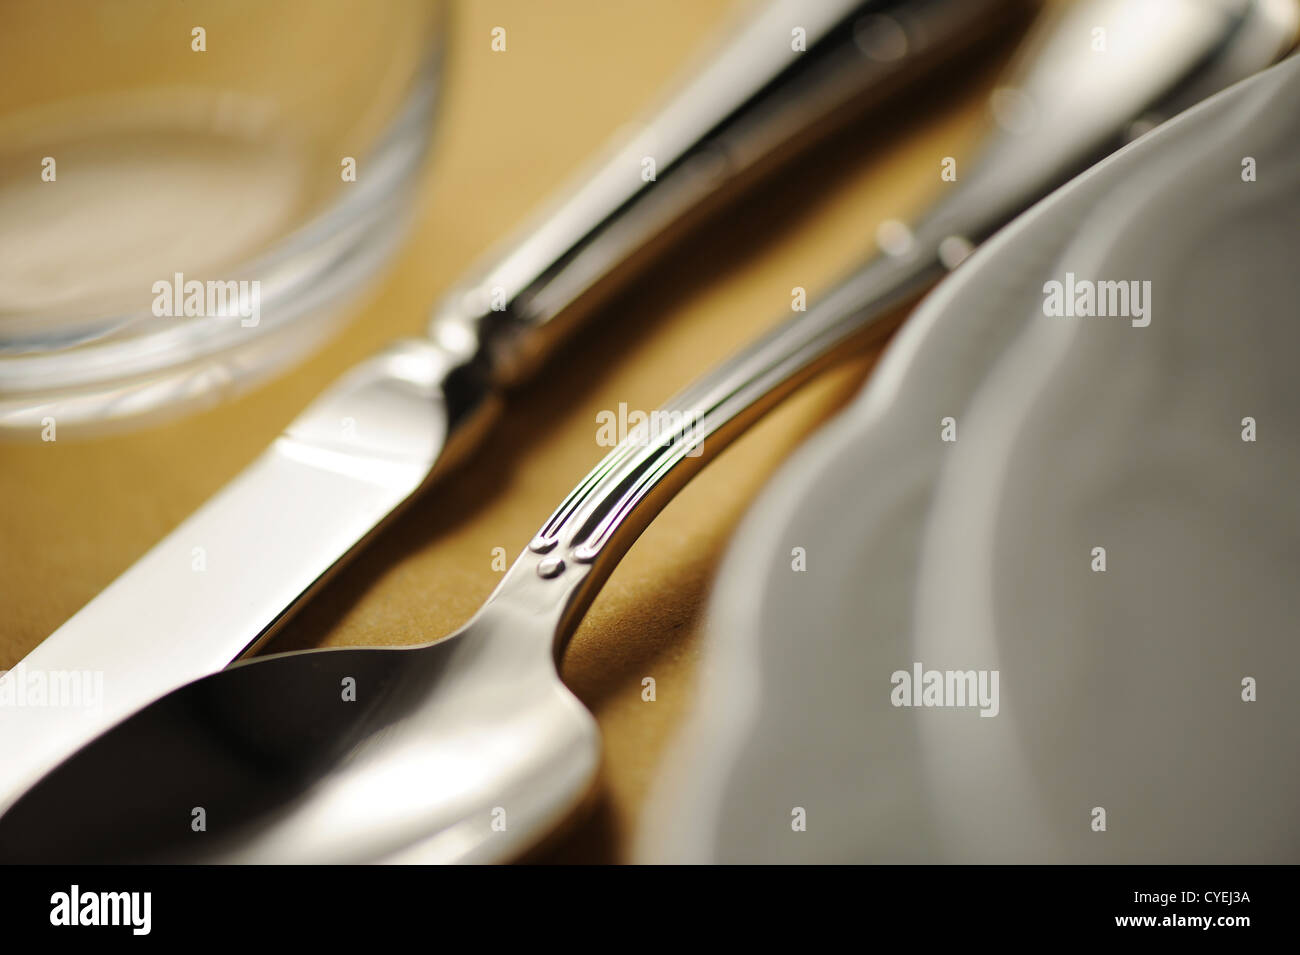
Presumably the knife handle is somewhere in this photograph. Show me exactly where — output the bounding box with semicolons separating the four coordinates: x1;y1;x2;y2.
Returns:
426;0;1029;387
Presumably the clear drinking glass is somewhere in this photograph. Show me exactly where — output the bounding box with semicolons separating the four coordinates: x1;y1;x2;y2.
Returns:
0;0;445;433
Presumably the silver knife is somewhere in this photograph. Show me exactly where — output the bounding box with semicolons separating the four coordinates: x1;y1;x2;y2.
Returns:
0;0;1025;813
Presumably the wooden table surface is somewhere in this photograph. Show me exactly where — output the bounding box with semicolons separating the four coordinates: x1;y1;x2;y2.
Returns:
0;0;1031;862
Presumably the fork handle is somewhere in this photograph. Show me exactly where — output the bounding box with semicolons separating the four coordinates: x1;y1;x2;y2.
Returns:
504;241;944;647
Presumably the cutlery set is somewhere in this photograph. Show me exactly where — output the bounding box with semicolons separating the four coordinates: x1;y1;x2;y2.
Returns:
0;0;1018;818
1;0;1295;862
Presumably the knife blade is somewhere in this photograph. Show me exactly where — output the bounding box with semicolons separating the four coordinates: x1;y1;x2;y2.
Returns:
0;0;1029;813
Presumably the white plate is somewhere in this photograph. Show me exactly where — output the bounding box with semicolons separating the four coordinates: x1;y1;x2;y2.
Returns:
637;56;1300;863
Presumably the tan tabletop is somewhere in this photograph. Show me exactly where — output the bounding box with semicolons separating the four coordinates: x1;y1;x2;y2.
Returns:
0;1;1025;862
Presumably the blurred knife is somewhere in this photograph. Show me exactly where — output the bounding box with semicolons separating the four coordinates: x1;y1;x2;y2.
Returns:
0;0;1028;812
